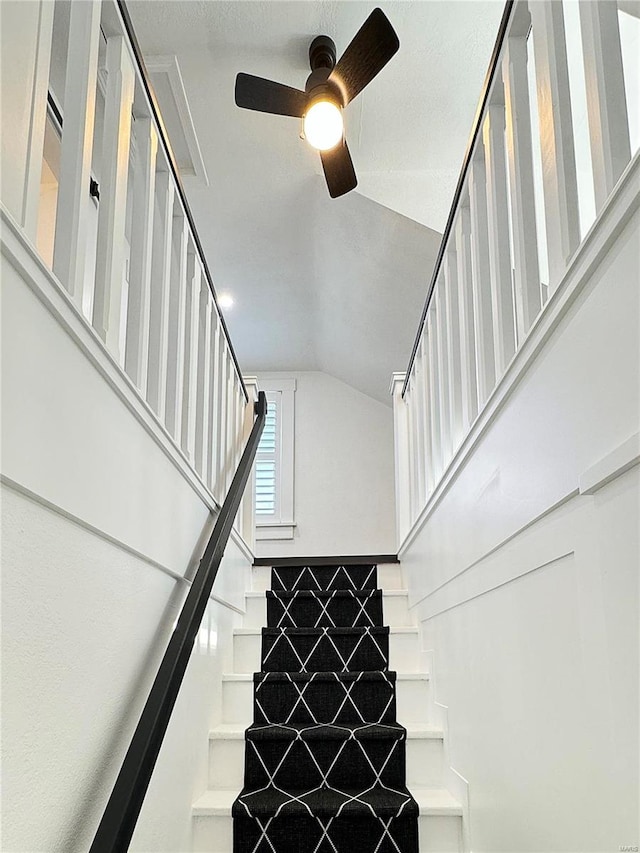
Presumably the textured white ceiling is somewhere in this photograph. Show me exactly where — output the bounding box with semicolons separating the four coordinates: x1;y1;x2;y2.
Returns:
127;0;504;402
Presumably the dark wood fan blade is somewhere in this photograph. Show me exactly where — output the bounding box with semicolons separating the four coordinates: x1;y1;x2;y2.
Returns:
320;140;358;198
329;8;399;106
235;73;308;117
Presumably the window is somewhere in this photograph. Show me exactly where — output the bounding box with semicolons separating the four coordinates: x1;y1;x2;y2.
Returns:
255;394;279;517
255;378;295;540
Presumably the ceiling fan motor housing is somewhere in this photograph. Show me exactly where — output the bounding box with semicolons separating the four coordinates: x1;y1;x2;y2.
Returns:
306;36;342;104
309;35;336;71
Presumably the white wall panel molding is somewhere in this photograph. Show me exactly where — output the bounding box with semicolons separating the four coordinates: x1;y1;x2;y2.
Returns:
579;432;640;496
0;205;254;566
399;150;640;558
420;550;574;623
255;523;297;542
408;488;579;611
2;482;250;853
408;470;638;852
0;475;245;615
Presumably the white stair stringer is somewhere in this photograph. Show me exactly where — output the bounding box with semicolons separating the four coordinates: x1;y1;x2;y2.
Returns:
420;647;472;853
191;563;464;852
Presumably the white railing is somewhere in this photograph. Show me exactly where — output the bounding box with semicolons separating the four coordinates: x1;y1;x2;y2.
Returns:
392;0;639;543
1;0;254;544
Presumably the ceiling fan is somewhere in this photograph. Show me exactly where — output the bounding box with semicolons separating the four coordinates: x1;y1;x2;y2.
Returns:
234;8;400;198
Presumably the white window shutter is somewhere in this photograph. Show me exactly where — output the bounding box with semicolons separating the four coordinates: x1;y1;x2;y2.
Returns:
255;391;280;517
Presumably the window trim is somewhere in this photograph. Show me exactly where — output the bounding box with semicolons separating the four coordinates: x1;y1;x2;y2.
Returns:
255;378;296;541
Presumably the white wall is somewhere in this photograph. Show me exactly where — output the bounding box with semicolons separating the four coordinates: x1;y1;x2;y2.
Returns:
254;371;396;558
1;221;252;852
399;200;640;849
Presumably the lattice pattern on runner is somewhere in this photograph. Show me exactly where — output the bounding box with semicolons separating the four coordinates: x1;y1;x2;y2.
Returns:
267;589;383;628
261;626;389;673
233;563;418;853
233;803;418;853
271;564;377;592
254;671;397;725
244;722;407;789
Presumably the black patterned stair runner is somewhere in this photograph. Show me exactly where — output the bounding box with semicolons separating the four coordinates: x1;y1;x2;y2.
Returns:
232;563;419;852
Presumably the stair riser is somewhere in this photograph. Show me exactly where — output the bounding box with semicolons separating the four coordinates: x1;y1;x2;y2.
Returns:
243;737;407;789
420;815;463;852
233;631;420;673
251;564;403;593
223;677;430;725
209;734;444;790
253;675;397;725
192;813;461;853
244;593;411;627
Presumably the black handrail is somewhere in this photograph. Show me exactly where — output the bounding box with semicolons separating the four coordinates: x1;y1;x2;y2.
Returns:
401;0;514;397
115;0;248;403
89;391;267;853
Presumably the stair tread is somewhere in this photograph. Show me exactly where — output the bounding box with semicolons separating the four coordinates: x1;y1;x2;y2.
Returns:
244;722;408;741
235;625;418;635
245;589;408;598
210;721;444;740
233;784;418;818
223;671;429;681
254;669;397;682
193;787;462;816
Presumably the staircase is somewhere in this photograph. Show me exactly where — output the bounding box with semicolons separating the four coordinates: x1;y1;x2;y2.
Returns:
192;562;463;852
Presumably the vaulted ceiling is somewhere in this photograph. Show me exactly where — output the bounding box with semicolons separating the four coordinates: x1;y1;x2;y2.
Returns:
127;0;504;403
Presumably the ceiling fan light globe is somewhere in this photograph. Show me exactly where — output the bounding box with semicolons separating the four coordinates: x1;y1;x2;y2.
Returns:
303;100;343;151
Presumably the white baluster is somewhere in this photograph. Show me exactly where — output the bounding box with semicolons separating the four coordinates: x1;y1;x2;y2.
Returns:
529;0;580;288
503;30;542;339
233;381;244;529
455;204;479;429
391;373;411;544
52;0;101;304
225;357;236;493
579;0;631;211
212;328;227;501
418;335;432;498
165;210;188;440
444;246;463;451
241;378;259;547
236;385;245;464
125;118;158;392
207;315;222;494
194;284;212;479
182;248;201;459
406;379;418;524
147;169;173;418
483;101;516;376
22;0;55;240
427;310;442;482
435;278;452;467
92;36;135;361
414;351;427;511
468;155;497;404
